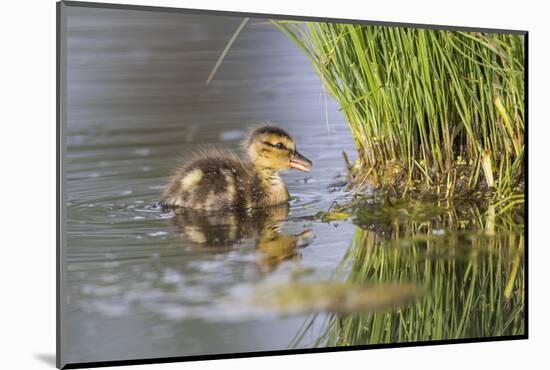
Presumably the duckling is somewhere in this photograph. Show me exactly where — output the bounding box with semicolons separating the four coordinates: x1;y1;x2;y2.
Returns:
160;124;312;210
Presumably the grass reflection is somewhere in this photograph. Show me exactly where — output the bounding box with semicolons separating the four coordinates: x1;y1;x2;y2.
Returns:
293;201;524;346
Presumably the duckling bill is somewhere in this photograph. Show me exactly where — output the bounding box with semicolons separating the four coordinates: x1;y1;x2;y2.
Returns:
160;124;312;211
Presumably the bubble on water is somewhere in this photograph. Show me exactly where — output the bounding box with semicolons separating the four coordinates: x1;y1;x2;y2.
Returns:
142;166;152;172
120;189;133;196
132;216;145;220
148;231;169;237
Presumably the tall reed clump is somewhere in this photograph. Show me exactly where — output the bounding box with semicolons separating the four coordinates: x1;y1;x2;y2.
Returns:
275;23;525;204
291;202;525;346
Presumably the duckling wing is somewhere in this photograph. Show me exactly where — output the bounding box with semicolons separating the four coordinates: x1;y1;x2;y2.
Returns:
161;153;258;211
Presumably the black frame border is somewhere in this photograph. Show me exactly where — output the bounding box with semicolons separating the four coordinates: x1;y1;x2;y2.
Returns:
56;1;529;368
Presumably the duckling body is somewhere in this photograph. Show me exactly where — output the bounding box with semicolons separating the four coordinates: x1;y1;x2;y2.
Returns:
160;124;312;211
161;152;288;210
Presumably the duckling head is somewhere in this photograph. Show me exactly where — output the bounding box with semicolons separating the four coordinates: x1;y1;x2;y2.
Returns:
244;124;313;173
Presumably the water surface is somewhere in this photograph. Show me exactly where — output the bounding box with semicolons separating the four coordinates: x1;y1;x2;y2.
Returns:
65;6;358;363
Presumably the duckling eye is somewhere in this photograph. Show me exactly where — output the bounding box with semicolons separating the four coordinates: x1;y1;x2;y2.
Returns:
275;143;285;150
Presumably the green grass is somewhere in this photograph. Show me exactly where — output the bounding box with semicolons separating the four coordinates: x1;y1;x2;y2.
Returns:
275;22;525;203
291;201;525;346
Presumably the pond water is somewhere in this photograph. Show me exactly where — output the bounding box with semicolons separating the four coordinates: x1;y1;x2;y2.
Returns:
62;5;525;365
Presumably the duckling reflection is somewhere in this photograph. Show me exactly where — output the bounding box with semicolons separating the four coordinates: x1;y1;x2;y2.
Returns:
171;203;314;271
255;219;313;273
